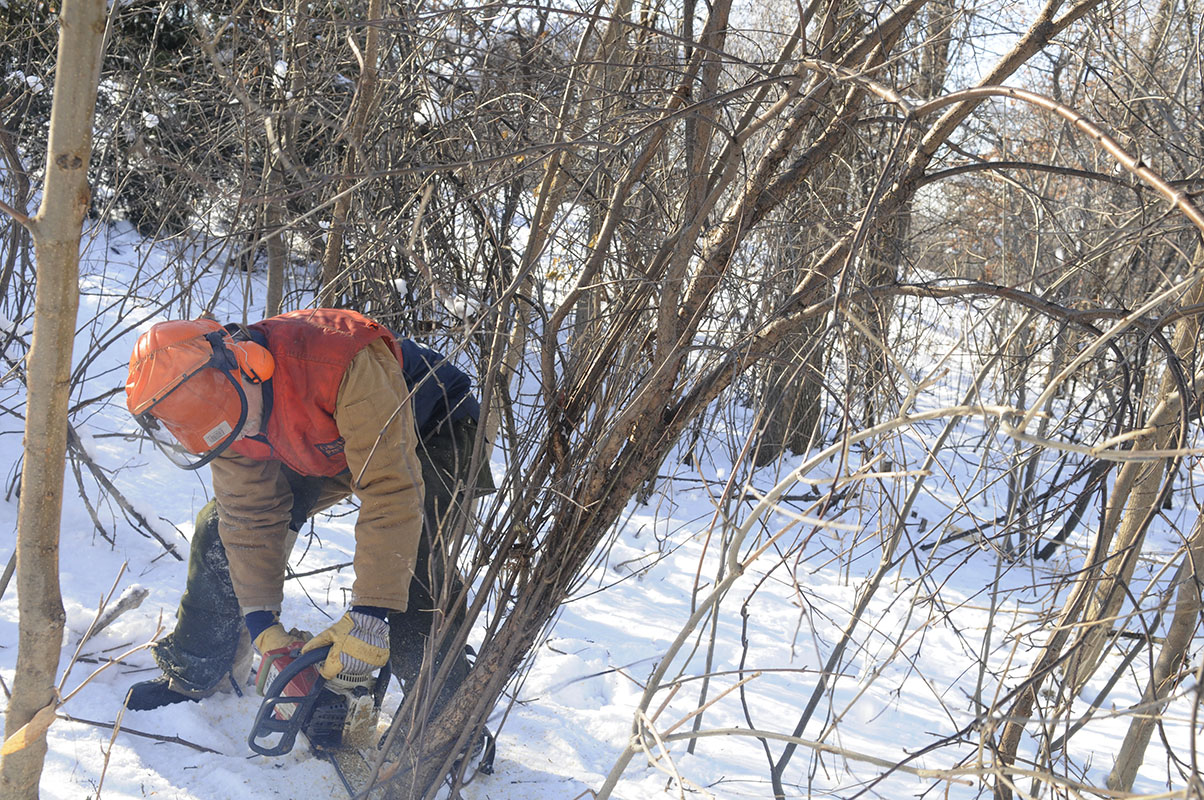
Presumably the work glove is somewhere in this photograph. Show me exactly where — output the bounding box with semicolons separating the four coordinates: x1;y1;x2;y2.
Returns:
301;610;390;680
252;622;311;655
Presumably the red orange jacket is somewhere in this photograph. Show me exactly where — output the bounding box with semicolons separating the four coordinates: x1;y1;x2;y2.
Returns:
212;310;425;612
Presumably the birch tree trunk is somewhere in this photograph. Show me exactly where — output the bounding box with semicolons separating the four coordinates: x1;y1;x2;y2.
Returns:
0;2;106;797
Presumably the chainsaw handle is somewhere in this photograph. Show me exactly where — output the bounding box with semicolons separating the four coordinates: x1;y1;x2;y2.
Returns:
247;645;329;757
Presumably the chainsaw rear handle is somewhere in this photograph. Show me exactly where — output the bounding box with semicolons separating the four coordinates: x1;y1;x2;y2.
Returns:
247;645;329;757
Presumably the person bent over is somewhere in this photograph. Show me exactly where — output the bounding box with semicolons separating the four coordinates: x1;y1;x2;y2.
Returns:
122;308;491;713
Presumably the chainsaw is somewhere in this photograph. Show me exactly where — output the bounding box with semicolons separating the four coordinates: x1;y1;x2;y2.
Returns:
247;643;390;759
248;642;495;795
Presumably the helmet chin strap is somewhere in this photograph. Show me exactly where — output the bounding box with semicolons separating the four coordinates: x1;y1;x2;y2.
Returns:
173;332;254;470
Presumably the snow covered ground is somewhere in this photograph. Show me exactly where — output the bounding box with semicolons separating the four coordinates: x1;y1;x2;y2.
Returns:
0;221;1198;799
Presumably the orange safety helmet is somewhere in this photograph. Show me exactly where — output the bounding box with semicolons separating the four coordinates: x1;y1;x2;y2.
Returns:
126;318;275;470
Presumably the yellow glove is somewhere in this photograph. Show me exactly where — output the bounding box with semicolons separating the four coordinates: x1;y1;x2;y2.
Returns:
301;611;390;680
253;622;311;654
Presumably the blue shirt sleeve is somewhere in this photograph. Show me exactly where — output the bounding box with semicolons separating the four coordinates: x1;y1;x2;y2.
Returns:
397;339;481;436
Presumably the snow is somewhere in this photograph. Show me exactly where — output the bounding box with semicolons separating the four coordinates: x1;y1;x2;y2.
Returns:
6;71;45;95
0;221;1198;799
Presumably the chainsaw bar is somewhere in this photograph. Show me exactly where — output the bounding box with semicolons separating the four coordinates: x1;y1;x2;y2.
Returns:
318;742;377;798
248;645;496;798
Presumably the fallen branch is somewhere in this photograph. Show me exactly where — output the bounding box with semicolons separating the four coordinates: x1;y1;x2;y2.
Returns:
67;426;183;561
74;585;149;651
57;713;221;754
288;561;352;579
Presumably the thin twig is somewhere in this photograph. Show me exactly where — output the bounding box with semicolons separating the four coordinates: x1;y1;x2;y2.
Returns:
662;726;975;785
61;564;129;693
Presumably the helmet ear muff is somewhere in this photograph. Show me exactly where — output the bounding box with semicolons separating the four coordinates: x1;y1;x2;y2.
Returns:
230;340;275;384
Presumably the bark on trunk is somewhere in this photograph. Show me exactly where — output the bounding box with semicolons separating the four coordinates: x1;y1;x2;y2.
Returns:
0;2;106;797
1106;514;1204;791
264;159;287;317
319;0;382;307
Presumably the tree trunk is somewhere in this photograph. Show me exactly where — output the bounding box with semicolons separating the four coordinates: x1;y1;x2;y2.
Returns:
319;0;382;307
0;2;106;797
1106;512;1204;791
264;158;287;317
754;330;823;467
994;241;1204;800
1070;242;1204;686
